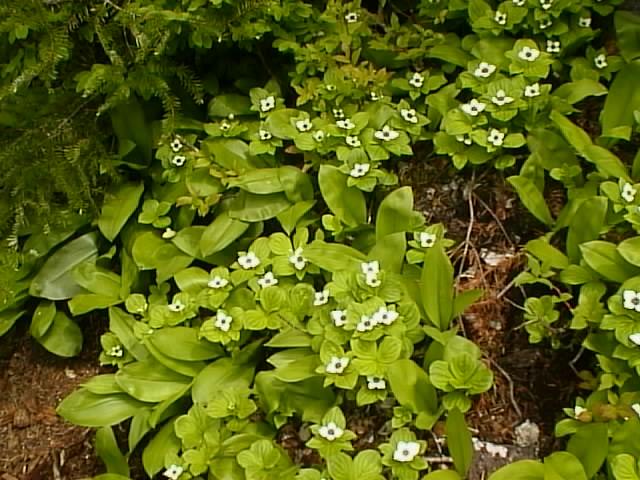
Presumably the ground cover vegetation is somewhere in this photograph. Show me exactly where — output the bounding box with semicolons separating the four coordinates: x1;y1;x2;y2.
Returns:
1;0;640;478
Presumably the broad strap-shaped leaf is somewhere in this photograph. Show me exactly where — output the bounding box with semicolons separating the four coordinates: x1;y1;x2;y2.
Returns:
98;182;144;242
446;408;474;476
421;242;454;330
507;175;553;227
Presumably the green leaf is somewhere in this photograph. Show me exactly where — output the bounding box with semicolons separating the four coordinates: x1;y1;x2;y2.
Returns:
304;241;366;272
229;191;292;222
552;80;607;105
611;454;640;480
147;327;224;361
580;241;640;283
98;182;144;242
208;94;252;117
0;309;24;337
95;427;130;476
30;232;99;300
488;460;544;480
616;11;640;62
73;263;121;297
319;165;366;227
35;311;83;357
142;418;180;478
387;359;437;415
421;243;454;330
115;360;192;402
507;176;553;226
544;452;587;480
57;389;149;427
566;197;608;262
30;300;56;338
446;408;473;476
618;237;640;267
191;357;255;403
422;471;462;480
375;187;424;239
200;211;249;255
602;61;640;141
566;423;608;479
132;232;193;282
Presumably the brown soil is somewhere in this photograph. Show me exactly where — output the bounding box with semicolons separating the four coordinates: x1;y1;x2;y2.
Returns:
0;319;104;480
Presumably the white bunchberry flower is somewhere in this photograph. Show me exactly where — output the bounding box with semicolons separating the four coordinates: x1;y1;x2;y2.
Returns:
547;40;561;54
170;138;183;152
350;163;370;178
260;95;276;112
474;62;497;78
409;72;425;89
314;289;330;306
494;11;507;25
336;118;355;130
214;310;233;332
361;261;380;276
393;441;421;462
512;0;526;5
595;54;608;69
163;464;184;480
491;89;515;106
574;405;587;417
629;333;640;346
319;422;344;441
257;272;278;288
345;12;359;23
623;290;640;312
456;135;473;146
579;17;592;28
460;98;487;116
325;356;349;374
539;18;553;29
238;251;260;269
518;46;540;62
162;228;176;239
171;155;186;167
373;306;399;326
632;403;640;417
168;300;185;312
622;183;637;203
313;130;326;142
370;91;382;101
220;120;231;132
367;376;386;390
208;276;229;289
259;129;272;141
346;135;361;147
356;314;377;332
295;118;313;132
524;83;541;97
333;108;345;119
400;108;418;124
541;0;553;10
419;232;437;248
326;84;337;92
330;309;348;327
109;345;124;358
365;273;381;288
288;247;307;270
487;129;506;147
374;125;400;142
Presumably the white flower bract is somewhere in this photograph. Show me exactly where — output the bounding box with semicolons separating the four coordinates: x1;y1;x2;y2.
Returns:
163;464;184;480
238;251;260;269
336;118;356;130
313;130;326;142
622;183;637;203
546;40;561;54
220;120;231;132
629;333;640;346
350;163;370;178
374;125;400;142
474;62;497;78
487;129;506;147
345;12;359;23
367;376;386;390
594;54;608;69
356;314;377;332
295;118;313;132
400;108;418;124
288;247;307;270
346;135;361;147
208;276;229;289
460;98;487;116
393;441;421;462
333;108;345;119
373;306;399;326
524;83;541;97
540;0;553;10
109;345;124;358
574;405;587;417
365;274;381;287
325;356;349;374
171;155;186;167
260;95;275;112
330;309;347;327
319;422;344;440
170;138;183;152
494;11;507;25
512;0;525;5
370;91;382;101
214;310;233;332
409;72;424;89
518;46;540;62
579;17;592;27
361;261;380;276
420;232;437;248
491;89;514;106
162;228;176;239
257;272;278;288
456;135;473;146
259;129;272;141
168;300;185;312
539;18;553;29
623;290;640;312
632;403;640;417
314;289;330;306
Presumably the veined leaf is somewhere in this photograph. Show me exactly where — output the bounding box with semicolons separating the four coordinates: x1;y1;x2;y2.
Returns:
98;182;144;242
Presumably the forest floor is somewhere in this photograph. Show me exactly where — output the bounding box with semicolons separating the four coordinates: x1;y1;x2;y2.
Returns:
0;156;583;480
